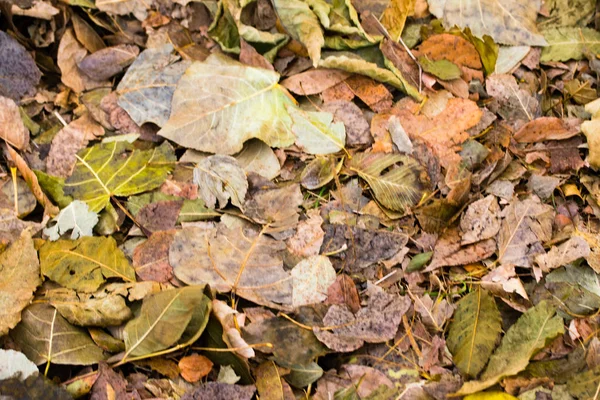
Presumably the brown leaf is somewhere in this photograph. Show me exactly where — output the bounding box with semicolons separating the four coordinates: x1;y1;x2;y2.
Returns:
427;227;496;271
0;31;41;101
535;236;590;272
344;75;392;113
460;195;501;245
486;74;540;125
514;117;580;143
136;200;183;233
548;137;585;173
416;33;482;70
179;354;213;383
57;29;110;93
321;101;371;146
281;68;350;95
133;230;175;282
181;382;256;400
245;183;303;236
325;274;360;313
0;96;29;150
90;362;127;400
79;44;139;81
381;39;420;90
285;209;324;257
413;294;454;331
239;40;274;71
46;113;105;178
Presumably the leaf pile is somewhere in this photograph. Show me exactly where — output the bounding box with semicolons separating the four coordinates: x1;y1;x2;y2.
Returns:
1;0;600;398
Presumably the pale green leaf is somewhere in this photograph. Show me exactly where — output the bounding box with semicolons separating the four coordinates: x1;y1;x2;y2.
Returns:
540;27;600;62
274;0;324;67
447;288;502;377
123;286;211;358
455;301;564;395
567;366;600;399
289;107;346;155
193;155;248;209
346;152;427;212
418;56;462;81
432;0;547;46
63;141;176;212
43;200;98;241
327;0;373;41
11;303;105;366
158;54;296;155
39;236;136;293
0;231;41;336
117;44;189;127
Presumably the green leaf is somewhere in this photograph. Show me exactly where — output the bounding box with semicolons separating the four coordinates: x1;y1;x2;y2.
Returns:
274;0;324;67
158;54;296;155
289;107;346;155
0;231;41;336
193;155;248;210
431;0;546;46
455;301;564;395
63;141;176;212
447;288;502;377
567;365;600;399
540;27;600;62
418;56;462;80
43;200;98;241
11;303;105;366
123;286;211;359
346;152;428;212
326;0;373;41
117;44;189;127
39;236;136;293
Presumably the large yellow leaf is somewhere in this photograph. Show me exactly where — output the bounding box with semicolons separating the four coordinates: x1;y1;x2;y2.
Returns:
158;54;296;155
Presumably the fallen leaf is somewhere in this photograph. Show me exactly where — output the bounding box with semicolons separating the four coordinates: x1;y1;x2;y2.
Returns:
460;195;501;245
430;0;547;46
90;362;128;400
57;29;109;93
540;27;600;62
46;113;105;178
39;236;136;292
325;274;360;313
0;349;38;380
159;54;296;154
380;0;416;41
212;299;255;359
535;236;590;272
137;199;183;232
447;288;502;377
513;117;580;143
244;183;303;234
344;75;393;113
193;155;248;210
291;255;336;307
123;286;211;358
286;209;325;257
179;354;214;383
11;303;105;366
321;100;371;146
0;374;73;399
274;0;323;66
289;107;346;155
413;293;455;331
486;74;540;124
427;228;496;271
497;196;554;268
0;231;40;336
255;361;294;400
133;231;175;282
79;44;139;81
313;287;411;352
417;33;483;71
0;208;43;245
0;96;29;150
567;366;600;399
300;156;339;190
63;141;176;212
455;301;564;395
281;69;350;95
181;382;256;400
346;152;428;212
43;200;98;241
235;139;281;180
239;40;274;70
117;44;189;127
0;31;41;101
95;0;147;20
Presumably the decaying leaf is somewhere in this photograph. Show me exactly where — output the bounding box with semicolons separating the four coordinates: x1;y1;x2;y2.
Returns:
427;227;497;271
460;195;501;245
447;288;502;377
497;196;554;268
0;96;29;150
413;293;455;331
346;152;428;212
313;287;411;352
235;139;281;180
11;303;105;366
286;209;325;257
291;255;336;307
193;155;248;210
43;200;98;241
244;183;303;234
39;236;136;292
455;301;564;395
123;286;211;358
513;117;580;143
159;54;296;154
535;236;591;272
117;44;190;127
0;31;41;101
0;231;40;336
63;141;176;212
430;0;547;46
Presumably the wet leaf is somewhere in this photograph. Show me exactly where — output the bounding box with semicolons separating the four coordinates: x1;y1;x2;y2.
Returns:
44;200;98;241
123;286;211;358
0;96;29;150
193;155;248;209
39;236;135;292
117;44;190;127
11;303;105;366
0;31;41;101
447;288;502;377
346;152;428;212
0;231;40;336
159;54;295;154
455;301;564;395
63;141;176;212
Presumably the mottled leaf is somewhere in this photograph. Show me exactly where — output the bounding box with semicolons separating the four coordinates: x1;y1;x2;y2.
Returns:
541;27;600;62
0;31;41;101
193;155;248;210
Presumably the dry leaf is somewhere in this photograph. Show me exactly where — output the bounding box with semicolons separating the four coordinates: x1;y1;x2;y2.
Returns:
179;354;214;383
460;195;501;245
0;96;29;150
